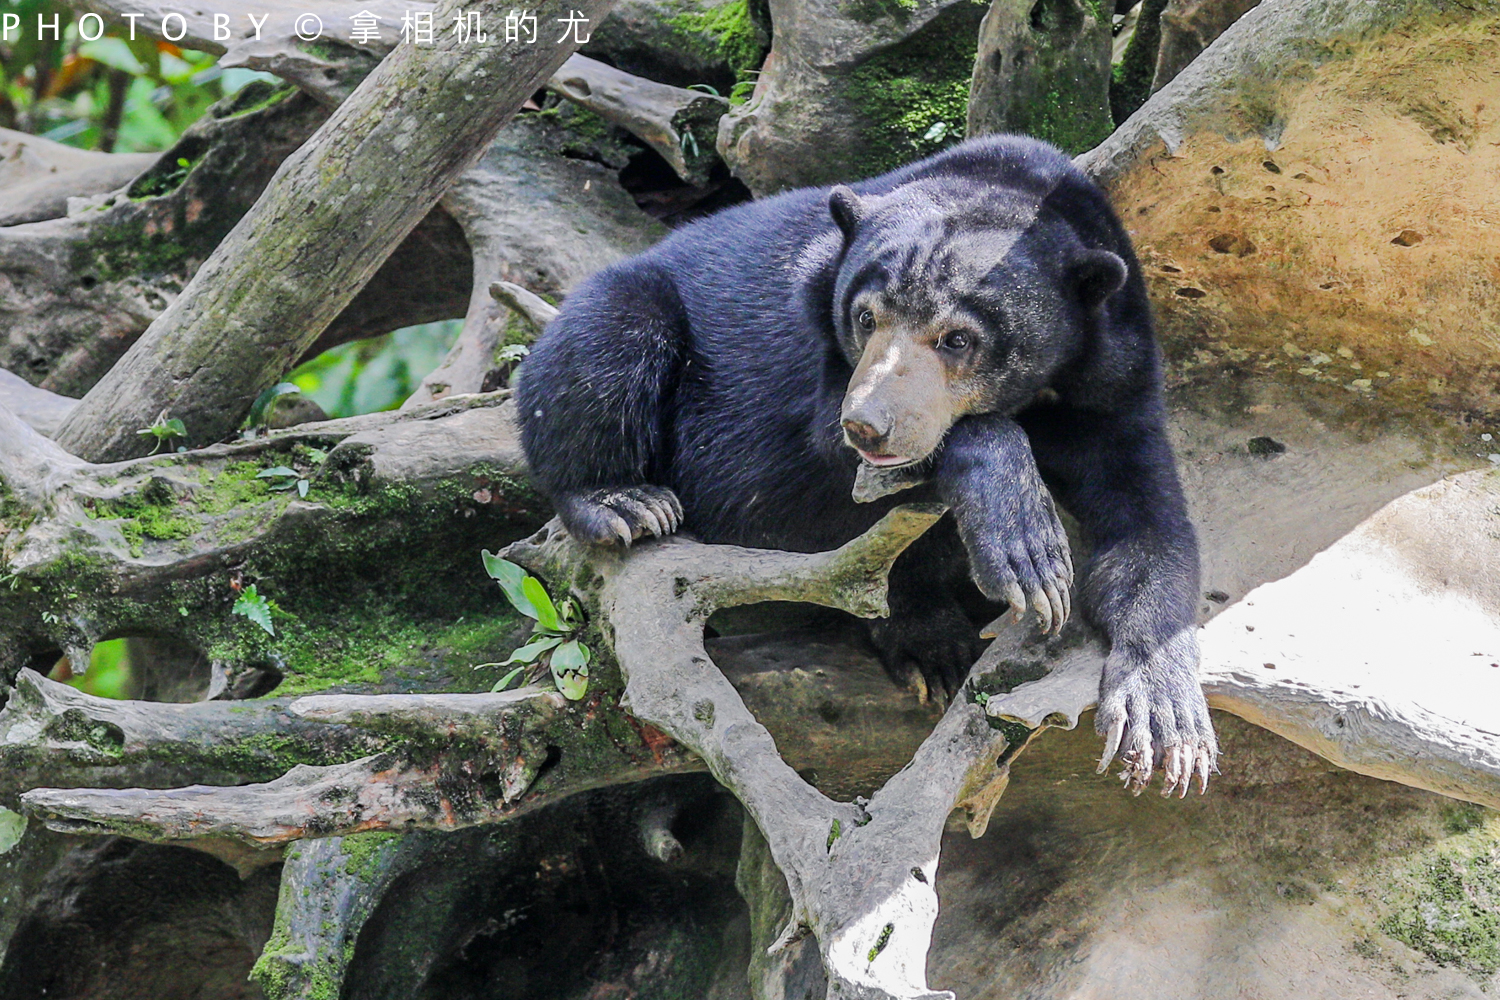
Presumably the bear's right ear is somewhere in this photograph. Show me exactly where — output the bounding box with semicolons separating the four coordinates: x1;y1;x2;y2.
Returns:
1070;248;1129;312
828;185;867;242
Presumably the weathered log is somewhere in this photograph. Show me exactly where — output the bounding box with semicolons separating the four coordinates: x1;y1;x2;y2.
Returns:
548;53;727;184
20;700;656;856
250;831;443;996
489;280;560;330
53;0;615;463
404;120;665;405
0;369;74;438
1199;468;1500;808
0;391;541;686
1152;0;1263;92
583;0;771;92
1108;0;1169;123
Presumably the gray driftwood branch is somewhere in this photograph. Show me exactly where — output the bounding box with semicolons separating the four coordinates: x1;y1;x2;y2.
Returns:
497;510;1092;1000
547;54;728;184
7;377;1500;996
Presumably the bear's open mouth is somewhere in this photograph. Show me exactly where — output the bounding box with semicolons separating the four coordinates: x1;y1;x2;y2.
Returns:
856;449;918;468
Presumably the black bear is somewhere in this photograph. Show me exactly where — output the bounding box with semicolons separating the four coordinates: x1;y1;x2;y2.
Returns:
516;135;1217;796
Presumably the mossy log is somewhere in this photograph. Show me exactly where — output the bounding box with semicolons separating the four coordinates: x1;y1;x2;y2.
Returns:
716;0;987;193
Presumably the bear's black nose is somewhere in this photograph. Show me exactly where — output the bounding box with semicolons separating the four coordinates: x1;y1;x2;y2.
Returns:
842;418;888;451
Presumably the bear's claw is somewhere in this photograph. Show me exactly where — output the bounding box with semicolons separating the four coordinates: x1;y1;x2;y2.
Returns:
965;488;1074;637
867;602;984;704
1094;630;1219;796
556;486;685;548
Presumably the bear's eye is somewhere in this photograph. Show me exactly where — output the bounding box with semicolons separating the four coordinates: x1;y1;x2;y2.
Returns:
941;331;971;351
857;310;875;332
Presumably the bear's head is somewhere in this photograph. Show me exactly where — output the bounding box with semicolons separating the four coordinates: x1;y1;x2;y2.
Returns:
828;180;1127;468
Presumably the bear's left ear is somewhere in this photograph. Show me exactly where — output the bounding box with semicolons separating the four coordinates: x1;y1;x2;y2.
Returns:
1070;248;1128;311
828;185;867;242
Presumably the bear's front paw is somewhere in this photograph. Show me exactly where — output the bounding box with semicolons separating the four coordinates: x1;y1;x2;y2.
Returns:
867;603;984;704
960;484;1073;637
555;486;684;548
1094;630;1219;797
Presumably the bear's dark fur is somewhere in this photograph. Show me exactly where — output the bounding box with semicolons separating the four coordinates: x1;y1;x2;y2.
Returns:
517;135;1218;794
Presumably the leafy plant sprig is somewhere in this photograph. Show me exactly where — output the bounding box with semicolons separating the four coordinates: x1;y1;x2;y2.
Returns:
135;412;187;454
480;551;591;700
232;584;276;636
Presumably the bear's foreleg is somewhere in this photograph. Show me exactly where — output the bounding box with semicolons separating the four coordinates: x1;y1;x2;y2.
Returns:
1024;407;1219;797
933;414;1075;634
515;264;688;547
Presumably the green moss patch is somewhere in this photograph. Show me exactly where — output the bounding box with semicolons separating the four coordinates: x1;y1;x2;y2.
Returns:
668;0;765;76
1380;817;1500;976
845;7;984;178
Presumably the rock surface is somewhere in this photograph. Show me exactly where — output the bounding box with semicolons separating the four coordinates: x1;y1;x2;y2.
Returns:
967;0;1115;154
1152;0;1264;92
1079;0;1500;420
583;0;770;93
717;0;987;193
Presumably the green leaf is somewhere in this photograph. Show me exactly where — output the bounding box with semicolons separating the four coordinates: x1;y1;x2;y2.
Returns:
827;818;842;851
523;577;560;632
257;466;298;479
78;37;147;74
0;808;25;856
491;666;526;693
551;639;590;674
297;479;310;498
502;635;563;665
551;640;591;700
231;585;275;636
555;670;589;701
162;418;187;437
496;344;530;362
481;551;538;619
